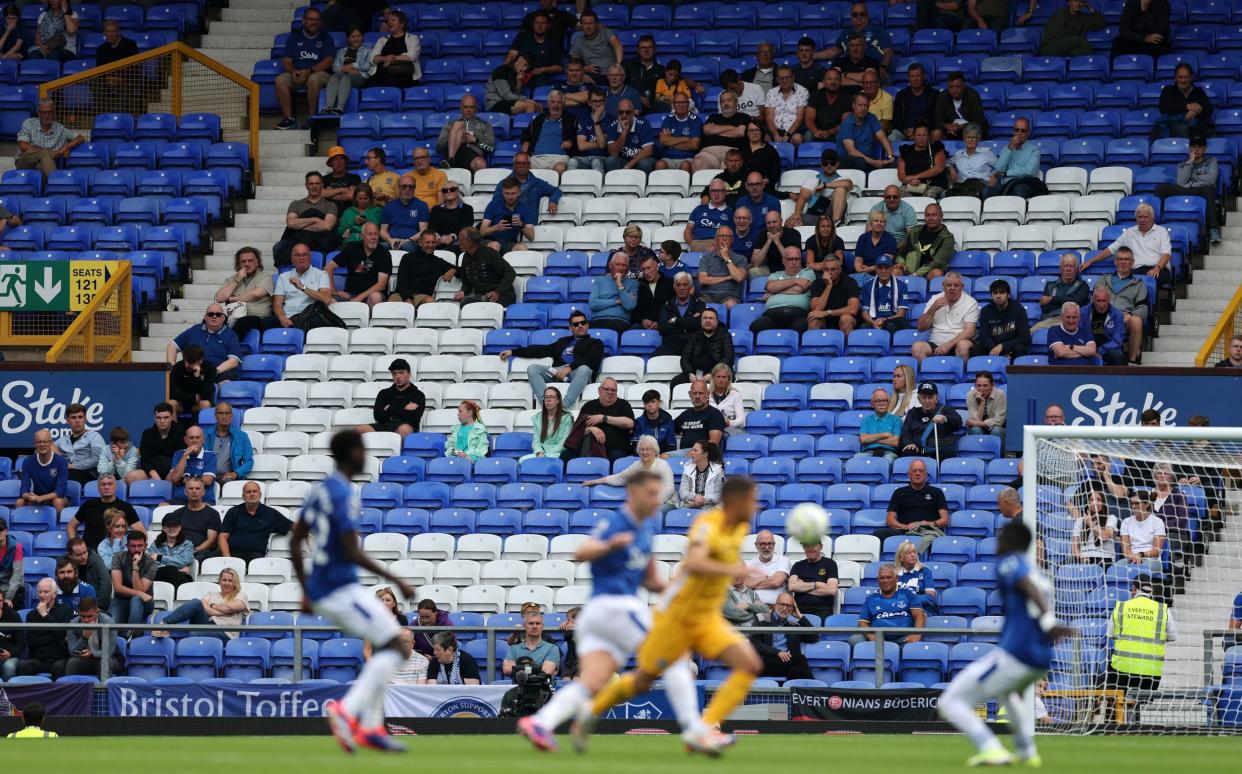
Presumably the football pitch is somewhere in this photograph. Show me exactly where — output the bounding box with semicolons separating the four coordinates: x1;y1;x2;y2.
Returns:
8;734;1240;772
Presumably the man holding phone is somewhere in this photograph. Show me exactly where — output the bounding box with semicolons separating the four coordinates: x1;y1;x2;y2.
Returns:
480;177;537;254
64;596;119;678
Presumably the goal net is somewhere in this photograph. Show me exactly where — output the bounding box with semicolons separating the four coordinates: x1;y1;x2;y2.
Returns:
1026;425;1242;734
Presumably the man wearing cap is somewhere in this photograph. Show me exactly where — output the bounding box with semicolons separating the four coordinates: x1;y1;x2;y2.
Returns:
860;255;908;333
1155;135;1220;244
972;278;1031;360
357;358;426;438
1104;575;1176;695
499;311;605;409
322;146;360;205
899;383;963;460
788;148;854;227
912;271;978;364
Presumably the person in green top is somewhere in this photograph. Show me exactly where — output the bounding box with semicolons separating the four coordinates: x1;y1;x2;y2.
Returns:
1040;0;1108;57
445;400;490;462
521;387;574;462
899;202;955;279
336;184;382;243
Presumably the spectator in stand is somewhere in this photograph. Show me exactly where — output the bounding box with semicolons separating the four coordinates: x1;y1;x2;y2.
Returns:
965;372;1006;437
936;73;989;141
16;429;68;514
725;576;770;627
750;210;801;278
52;402;104;486
588;253;639;334
356;358;425;437
324;222;391;308
816;3;895;79
28;0;77;61
875;459;951;543
623;35;665;113
1151;462;1191;568
830;33;882;90
789;150;854;228
792;37;825;93
1047;301;1100;366
742;121;784;198
503;153;564;219
806;253;860;333
697;227;749;307
1216;335;1242;368
1041;0;1107;56
454;227;517;306
672;308;734;388
562;378;635;462
108;529;155;629
569;89;621;173
839;93;896;172
154;567;249;642
1033;253;1091;330
269;243;335;330
167;344;215;415
481;177;536;253
139;403;185;481
871;186;918;251
707;363;747;437
608;99;656;173
507;11;564;87
719;69;766;121
379;175;430;251
629;392;676;454
671;380;727;456
443;400;489;463
322;25;371;115
0;198;21;250
519;387;574;464
658;241;690;281
654;92;702;173
322;146;360;206
764;66;809;146
1156;134;1220;244
66;539;111;611
742;41;778;93
166;304;241;384
92;19;138;111
856;210;898;274
896;540;938;613
208;403;253;485
806;217;848;272
1084;284;1127;366
16;578;70;677
787;539;839;619
898;384;964;460
912;272;979;363
686;182;734;252
435;95;495;175
429;183;473;251
736;173;783;231
891;366;917;418
974;279;1031;360
215;247;274;343
411;599;452;658
569;9;622;78
0;585;23;681
945;123;997;198
1120;490;1165;571
336;184;381;244
745;530;791;605
852;564;926;646
0;4;24;61
861;256;909;333
633;254;673;331
409;147;447;210
0;519;23;611
898;123;950;198
860;69;894;137
165;432;216;508
427;631;482;685
374;586;408;626
367;8;420;88
918;0;966;31
655;272;705;356
69;473;140;548
983;117;1043;199
1111;0;1171;60
893;64;940;143
1096;247;1151;365
520;91;576;174
804;69;855;146
556;59;595;119
858;387;903;461
168;477;221;562
486;58;540;116
602;65;640;116
274;7;335;130
390;231;455;309
16;97;83;179
971;0;1036;30
1070;489;1118;564
583;434;677;509
501;311;604;408
219;482;291;564
149;514;194;589
694;92;750;173
678;440;725;509
613;224;656;278
273;172;339;265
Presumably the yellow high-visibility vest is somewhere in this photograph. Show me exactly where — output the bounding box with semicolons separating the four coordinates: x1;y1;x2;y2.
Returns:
6;726;58;738
1110;595;1168;677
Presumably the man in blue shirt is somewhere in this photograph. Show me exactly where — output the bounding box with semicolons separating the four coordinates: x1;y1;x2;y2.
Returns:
55;402;107;485
166;304;242;381
983;117;1042;199
275;7;336;130
734;172;781;225
502;153;565;217
504;609;561;678
569;89;622;173
54;557;95;615
16;429;68;514
607;100;656;173
654;94;702;173
851;563;925;646
859;255;908;332
603;65;641;117
521;91;577;175
166;426;217;504
684;182;733;252
1047;302;1101;366
857;387;903;460
838;93;895;171
481;177;537;253
815;2;894;78
379;175;430;250
1084;285;1127;366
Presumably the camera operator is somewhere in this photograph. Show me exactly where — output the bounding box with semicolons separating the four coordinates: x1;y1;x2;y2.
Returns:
503;608;560;678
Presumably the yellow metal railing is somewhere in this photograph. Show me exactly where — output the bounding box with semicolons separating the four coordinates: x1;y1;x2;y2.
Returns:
39;42;260;183
1195;284;1242;366
45;263;133;363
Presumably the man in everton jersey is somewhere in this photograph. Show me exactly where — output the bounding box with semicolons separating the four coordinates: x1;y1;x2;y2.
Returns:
290;430;416;754
938;521;1073;767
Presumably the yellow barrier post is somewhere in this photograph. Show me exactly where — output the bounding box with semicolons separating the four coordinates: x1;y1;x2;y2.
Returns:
1195;285;1242;366
44;262;133;363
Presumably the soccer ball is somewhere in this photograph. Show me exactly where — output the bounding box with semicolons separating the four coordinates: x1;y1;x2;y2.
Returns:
785;503;830;545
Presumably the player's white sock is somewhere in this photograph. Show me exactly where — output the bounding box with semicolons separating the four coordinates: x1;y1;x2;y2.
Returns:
938;686;1003;754
1002;691;1036;759
532;680;590;730
360;689;386;729
662;658;707;736
344;649;402;720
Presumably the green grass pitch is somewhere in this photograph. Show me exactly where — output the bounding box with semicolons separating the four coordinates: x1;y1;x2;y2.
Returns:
7;734;1240;772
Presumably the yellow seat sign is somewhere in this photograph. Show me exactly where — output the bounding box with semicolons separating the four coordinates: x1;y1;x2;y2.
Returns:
70;262;119;312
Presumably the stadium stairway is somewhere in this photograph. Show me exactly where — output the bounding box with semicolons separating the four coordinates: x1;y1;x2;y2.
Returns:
1148;219;1242;366
195;0;303;77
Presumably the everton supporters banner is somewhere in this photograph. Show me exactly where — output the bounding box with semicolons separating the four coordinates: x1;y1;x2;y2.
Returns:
0;682;94;716
790;686;941;722
0;365;167;449
383;685;510;718
602;687;706;721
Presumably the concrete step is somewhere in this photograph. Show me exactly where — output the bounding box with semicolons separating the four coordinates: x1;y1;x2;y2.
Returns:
149;322;194;339
1151;335;1206;351
1142;352;1195;365
196;34;289;48
133;350;167;363
223;226;286;242
204;21;291;35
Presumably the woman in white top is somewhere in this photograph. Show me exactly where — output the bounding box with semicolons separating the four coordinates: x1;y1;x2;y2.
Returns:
154;567;251;642
582;434;676;509
1071;489;1118;565
1120;490;1166;570
891;364;917;418
678;440;725;510
368;8;421;87
709;363;747;435
30;0;77;61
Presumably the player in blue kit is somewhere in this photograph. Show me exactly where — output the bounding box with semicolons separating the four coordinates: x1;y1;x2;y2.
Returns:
517;470;707;754
289;431;416;754
938;521;1074;767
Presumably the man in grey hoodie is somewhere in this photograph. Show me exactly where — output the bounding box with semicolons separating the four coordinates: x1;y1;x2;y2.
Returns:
1099;247;1149;365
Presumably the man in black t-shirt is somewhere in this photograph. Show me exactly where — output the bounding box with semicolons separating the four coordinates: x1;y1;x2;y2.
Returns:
428;185;474;250
562;378;634;461
807;255;860;332
672;380;727;453
68;474;142;548
325;222;392;307
874;459;950;543
787;539;839;618
322;146;361;206
805;68;858;142
693;92;750;171
358;358;427;437
391;231;456;308
169;477;222;561
701;149;747;207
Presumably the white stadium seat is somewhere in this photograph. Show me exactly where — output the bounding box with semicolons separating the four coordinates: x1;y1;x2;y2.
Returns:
548;534;586;560
289;454;334;481
363;533;409;561
303;328;350;355
283;354;329;381
416;302;460;330
263;381;308;408
241;407;286;433
506;584;554;612
199;557;246;583
603;169;645;197
409;533;456;561
349;328;394;356
246;557;293;584
394;328;439;356
480;559;528;587
434;559;482;587
645;169;690;197
308;382;352;409
582;198;627;226
459;584;506;613
332;301;370;328
369;302;415;329
502;534;549;561
438;328;484;355
455;534;503;561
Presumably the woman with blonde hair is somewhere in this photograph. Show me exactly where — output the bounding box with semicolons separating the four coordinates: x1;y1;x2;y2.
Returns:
854;209;897;274
709;363;747;436
617;223;657;277
895;539;937;613
154;567;250;641
375;586;409;625
445;400;489;462
891;364;917;418
96;509;129;567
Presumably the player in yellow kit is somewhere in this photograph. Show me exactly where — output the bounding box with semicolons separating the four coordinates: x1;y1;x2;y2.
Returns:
577;477;763;756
